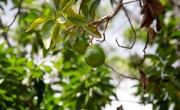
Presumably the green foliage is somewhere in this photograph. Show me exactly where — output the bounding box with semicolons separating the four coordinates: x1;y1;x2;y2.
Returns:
0;0;179;110
130;12;180;110
121;2;180;110
0;1;116;109
0;43;48;109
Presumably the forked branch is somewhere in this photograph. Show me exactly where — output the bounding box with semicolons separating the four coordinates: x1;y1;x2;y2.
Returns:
90;0;123;25
89;0;141;25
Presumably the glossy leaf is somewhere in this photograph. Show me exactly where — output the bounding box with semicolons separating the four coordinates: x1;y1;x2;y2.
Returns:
80;0;89;18
60;0;75;12
67;9;88;26
41;20;54;49
51;22;60;42
26;16;51;32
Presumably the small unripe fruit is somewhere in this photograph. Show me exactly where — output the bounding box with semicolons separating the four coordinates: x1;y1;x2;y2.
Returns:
84;45;105;67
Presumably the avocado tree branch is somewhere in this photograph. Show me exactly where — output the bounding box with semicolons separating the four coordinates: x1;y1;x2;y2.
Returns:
0;19;11;47
0;0;22;47
6;0;23;27
96;19;109;42
105;63;140;80
89;0;141;25
89;0;124;25
116;5;137;49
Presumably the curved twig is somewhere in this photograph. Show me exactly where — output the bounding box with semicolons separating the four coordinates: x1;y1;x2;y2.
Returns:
89;0;141;25
88;36;94;45
105;63;140;80
6;0;23;27
116;5;137;49
0;19;11;47
96;19;109;42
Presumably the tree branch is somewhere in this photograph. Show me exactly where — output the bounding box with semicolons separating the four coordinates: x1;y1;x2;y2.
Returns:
0;0;22;47
0;19;11;47
105;63;140;80
96;19;109;42
116;5;137;49
6;0;23;27
89;0;141;25
115;99;153;105
89;0;124;25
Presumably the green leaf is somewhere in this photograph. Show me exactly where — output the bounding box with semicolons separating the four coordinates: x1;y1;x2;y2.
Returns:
42;46;50;58
67;15;88;26
51;23;60;42
57;16;67;24
170;31;180;38
41;20;54;49
60;0;75;12
26;16;51;32
84;93;89;105
0;89;6;94
80;0;90;18
82;25;101;38
67;9;88;26
89;0;101;17
42;41;56;57
146;54;161;61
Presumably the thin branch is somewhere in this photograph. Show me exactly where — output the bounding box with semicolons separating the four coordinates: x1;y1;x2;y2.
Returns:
105;63;140;80
89;0;141;25
116;5;137;49
138;33;149;66
112;99;144;104
89;0;124;25
112;98;153;105
0;19;11;47
96;19;109;42
88;36;94;45
6;0;23;27
0;0;22;47
122;0;141;5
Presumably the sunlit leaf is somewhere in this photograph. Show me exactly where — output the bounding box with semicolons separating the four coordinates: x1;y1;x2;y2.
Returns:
67;8;88;26
57;16;67;24
51;22;60;42
60;0;75;12
41;20;54;49
26;16;51;32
